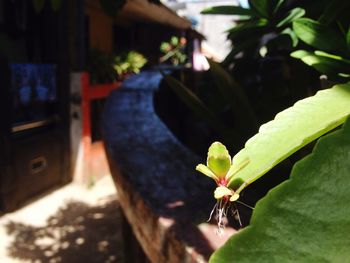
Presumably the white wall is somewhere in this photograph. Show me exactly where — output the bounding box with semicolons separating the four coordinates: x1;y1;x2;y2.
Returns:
175;0;239;61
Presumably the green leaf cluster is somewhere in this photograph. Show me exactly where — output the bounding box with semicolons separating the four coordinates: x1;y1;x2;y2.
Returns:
193;1;350;261
292;17;350;81
159;36;187;66
210;117;350;262
201;0;305;64
193;82;350;262
114;51;147;76
88;49;147;84
228;82;350;190
196;142;249;201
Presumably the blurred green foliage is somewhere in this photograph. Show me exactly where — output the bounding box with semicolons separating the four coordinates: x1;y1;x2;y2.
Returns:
160;36;187;66
189;1;350;261
164;0;350;154
87;49;147;84
114;51;147;76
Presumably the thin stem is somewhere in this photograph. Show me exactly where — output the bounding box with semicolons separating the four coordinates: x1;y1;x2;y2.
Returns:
236;200;255;210
233;203;242;228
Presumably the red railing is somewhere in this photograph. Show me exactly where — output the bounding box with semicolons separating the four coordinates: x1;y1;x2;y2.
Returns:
80;73;122;157
71;73;122;182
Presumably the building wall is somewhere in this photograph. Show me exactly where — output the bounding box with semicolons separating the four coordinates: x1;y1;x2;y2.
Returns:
0;1;71;212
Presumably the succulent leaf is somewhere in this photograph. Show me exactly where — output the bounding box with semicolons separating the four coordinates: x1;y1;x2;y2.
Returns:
207;142;231;178
196;164;218;181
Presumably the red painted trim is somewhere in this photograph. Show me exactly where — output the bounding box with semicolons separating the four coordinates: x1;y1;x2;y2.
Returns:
89;82;122;100
81;73;91;140
80;73;122;157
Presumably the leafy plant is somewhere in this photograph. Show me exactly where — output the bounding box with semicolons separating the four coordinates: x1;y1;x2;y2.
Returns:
191;1;350;261
201;0;305;64
291;18;350;81
201;0;324;128
195;82;350;261
210;117;350;262
114;51;147;77
87;49;147;84
160;36;187;66
197;81;350;194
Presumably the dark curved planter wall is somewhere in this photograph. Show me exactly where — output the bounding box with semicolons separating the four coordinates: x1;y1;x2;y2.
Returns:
103;70;227;263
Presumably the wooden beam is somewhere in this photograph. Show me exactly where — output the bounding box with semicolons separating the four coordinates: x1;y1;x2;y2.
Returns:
86;0;192;29
121;0;191;29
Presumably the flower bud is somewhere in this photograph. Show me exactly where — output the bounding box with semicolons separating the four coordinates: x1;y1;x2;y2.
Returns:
207;142;231;179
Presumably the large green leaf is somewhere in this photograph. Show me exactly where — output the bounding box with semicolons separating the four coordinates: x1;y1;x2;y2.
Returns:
314;50;350;65
201;5;254;16
250;0;284;18
293;18;348;56
276;7;305;28
272;0;285;15
208;59;257;134
249;0;269;18
210;118;350;262
227;82;350;189
291;50;350;78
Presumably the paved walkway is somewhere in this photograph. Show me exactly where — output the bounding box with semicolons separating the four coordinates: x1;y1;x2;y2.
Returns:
0;176;124;263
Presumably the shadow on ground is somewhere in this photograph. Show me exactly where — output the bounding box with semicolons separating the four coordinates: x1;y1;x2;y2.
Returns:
5;196;124;263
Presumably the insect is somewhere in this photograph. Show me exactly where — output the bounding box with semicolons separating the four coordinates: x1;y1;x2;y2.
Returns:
196;141;252;232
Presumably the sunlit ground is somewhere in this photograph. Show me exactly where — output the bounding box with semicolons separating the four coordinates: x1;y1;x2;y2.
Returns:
0;175;124;263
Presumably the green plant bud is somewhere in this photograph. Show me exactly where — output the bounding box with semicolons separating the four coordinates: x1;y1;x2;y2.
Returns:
207;142;231;178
